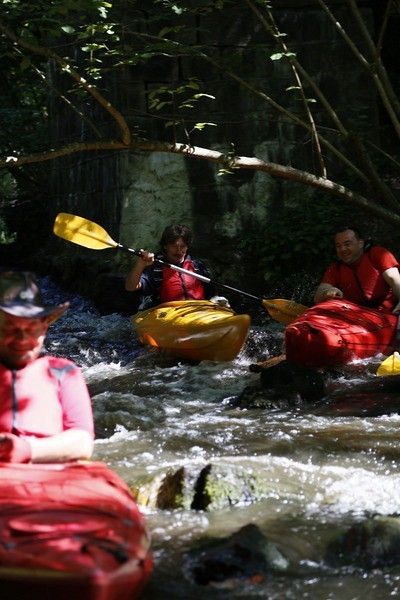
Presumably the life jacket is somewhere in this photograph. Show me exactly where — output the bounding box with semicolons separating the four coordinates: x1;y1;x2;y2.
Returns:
332;249;395;311
159;257;206;303
0;355;94;438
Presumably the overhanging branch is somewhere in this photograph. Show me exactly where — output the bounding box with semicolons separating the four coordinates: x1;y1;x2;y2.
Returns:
2;138;400;226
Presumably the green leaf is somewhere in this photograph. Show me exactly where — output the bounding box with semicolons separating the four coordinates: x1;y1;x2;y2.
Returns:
61;25;75;34
149;100;171;110
193;122;217;130
172;4;183;15
193;93;215;100
185;81;201;90
270;51;296;61
217;168;235;176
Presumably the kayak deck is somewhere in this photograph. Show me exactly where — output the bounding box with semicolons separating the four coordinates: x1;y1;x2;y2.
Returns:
132;300;251;362
0;461;152;600
285;299;398;368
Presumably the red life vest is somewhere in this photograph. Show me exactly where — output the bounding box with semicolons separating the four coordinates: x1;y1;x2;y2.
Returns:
159;258;205;303
328;250;395;311
0;355;94;439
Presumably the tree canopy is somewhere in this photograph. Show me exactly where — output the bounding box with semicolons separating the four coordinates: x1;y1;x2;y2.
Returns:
1;0;400;227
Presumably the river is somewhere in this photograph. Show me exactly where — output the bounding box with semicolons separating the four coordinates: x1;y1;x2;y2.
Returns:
42;278;400;599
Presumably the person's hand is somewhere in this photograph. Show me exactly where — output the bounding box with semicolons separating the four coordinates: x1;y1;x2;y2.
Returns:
210;296;231;308
0;433;32;463
325;287;343;299
138;250;154;267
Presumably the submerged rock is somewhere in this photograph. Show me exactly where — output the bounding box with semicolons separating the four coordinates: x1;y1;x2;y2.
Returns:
183;523;289;587
325;516;400;568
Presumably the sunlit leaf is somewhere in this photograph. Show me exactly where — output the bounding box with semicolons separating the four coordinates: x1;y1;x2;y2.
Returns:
172;4;183;15
193;122;217;130
193;93;215;100
61;25;75;34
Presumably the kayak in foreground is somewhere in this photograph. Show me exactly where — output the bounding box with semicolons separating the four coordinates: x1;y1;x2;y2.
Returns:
0;461;152;600
131;300;251;362
285;298;398;369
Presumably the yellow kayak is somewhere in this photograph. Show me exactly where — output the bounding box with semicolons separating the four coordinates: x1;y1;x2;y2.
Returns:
131;300;251;362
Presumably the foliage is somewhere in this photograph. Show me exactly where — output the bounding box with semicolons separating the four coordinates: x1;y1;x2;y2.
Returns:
238;190;353;301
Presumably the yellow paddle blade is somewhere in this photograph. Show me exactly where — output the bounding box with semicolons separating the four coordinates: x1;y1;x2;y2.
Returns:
376;351;400;376
53;213;118;250
262;298;308;325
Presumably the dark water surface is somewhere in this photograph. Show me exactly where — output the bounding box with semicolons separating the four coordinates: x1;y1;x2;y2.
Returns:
42;278;400;599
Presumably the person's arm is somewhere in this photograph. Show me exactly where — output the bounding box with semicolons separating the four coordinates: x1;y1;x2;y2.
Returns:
314;283;344;303
383;266;400;312
125;251;154;291
0;428;93;463
28;429;94;463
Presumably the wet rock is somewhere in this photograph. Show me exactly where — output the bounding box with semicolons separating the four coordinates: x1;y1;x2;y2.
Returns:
191;463;275;511
232;383;303;410
135;467;187;510
237;359;325;408
325;516;400;568
183;523;289;587
260;360;325;401
135;466;199;510
135;462;280;511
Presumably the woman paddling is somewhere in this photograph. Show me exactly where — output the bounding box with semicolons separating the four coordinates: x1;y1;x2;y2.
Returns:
125;224;214;309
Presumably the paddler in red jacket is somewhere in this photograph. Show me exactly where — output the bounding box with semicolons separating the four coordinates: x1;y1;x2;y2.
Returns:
314;226;400;313
0;271;94;463
125;223;213;308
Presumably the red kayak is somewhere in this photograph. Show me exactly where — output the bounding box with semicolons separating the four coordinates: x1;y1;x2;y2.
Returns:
0;461;152;600
285;299;398;368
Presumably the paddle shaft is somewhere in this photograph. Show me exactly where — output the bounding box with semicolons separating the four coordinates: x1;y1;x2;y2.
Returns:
119;243;261;301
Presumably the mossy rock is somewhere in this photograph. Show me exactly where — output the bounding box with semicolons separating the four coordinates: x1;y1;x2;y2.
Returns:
134;462;280;511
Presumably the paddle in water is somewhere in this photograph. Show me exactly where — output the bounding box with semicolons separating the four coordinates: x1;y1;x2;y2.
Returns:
53;213;308;325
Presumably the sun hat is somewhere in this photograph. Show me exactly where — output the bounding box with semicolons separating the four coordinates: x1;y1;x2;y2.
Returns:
0;271;69;321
